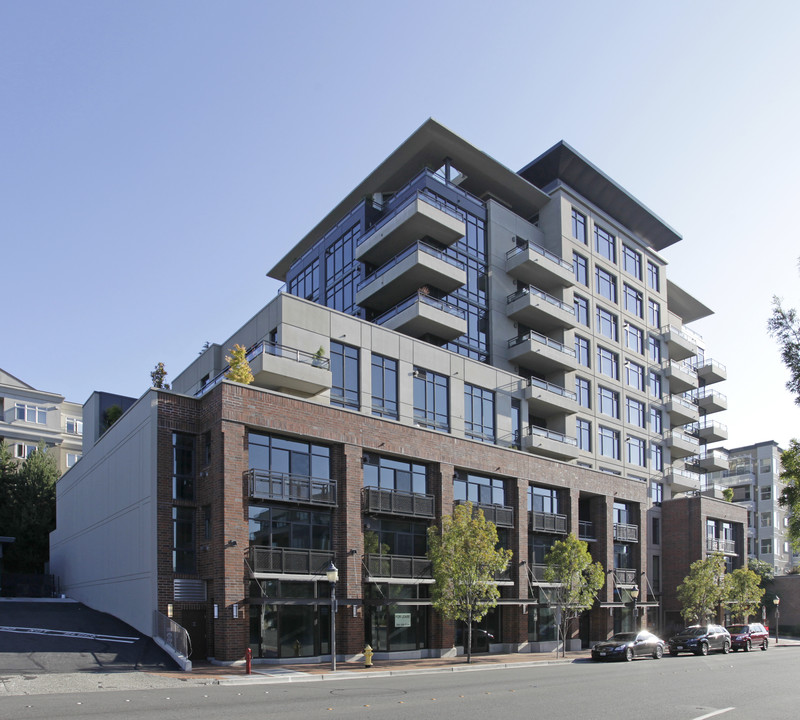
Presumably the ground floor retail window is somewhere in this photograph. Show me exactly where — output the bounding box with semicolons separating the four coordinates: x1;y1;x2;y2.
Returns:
364;583;429;652
527;588;557;642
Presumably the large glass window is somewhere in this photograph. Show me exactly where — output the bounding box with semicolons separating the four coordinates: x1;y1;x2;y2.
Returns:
648;299;661;328
576;335;590;367
287;259;320;302
648;336;661;363
248;433;331;480
366;517;429;557
626;436;646;466
595;226;616;263
624;324;643;354
413;368;449;431
577;418;591;450
595;266;617;302
574;294;589;325
331;341;359;408
650;443;663;470
647;261;660;292
66;417;83;435
249;506;332;550
454;471;506;506
371;353;398;419
596;306;618;340
599;426;620;459
649;370;661;398
325;225;358;284
173;433;195;500
598;386;619;418
573;252;588;286
650;407;662;433
623;284;643;318
626;398;645;428
625;360;644;390
326;274;357;315
597;346;619;379
622;246;642;279
572;208;587;243
576;377;591;408
529;486;560;514
511;399;521;450
464;384;495;443
15;403;47;424
363;455;427;494
173;507;195;573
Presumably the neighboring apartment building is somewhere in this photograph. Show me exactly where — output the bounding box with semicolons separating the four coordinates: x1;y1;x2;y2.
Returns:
50;120;741;664
0;368;83;474
712;441;798;575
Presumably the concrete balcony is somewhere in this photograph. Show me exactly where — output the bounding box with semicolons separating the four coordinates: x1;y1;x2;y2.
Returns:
523;377;581;417
376;292;467;342
243;341;332;396
696;389;727;414
693;357;727;385
694;420;728;443
508;331;579;374
522;425;580;461
356;241;466;311
665;395;700;426
666;429;701;459
664;361;698;394
695;449;730;472
356;192;465;266
664;466;702;494
506;286;576;332
661;325;699;362
505;240;574;290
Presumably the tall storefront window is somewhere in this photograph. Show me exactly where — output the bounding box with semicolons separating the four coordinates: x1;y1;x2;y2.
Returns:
364;583;430;652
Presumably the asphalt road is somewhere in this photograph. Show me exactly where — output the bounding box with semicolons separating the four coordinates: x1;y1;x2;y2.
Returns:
1;647;798;720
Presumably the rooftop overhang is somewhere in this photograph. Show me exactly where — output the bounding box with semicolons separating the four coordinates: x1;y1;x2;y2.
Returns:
268;118;551;280
518;141;682;252
667;279;714;323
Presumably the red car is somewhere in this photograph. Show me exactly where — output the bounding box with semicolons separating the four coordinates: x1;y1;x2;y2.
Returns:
726;623;769;652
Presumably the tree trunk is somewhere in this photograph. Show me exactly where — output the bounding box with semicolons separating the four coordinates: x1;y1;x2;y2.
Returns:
466;614;472;663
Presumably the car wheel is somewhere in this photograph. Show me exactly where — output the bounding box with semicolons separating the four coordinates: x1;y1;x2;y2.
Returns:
697;642;709;656
762;638;768;651
722;641;730;654
744;639;751;652
653;645;663;660
625;647;634;662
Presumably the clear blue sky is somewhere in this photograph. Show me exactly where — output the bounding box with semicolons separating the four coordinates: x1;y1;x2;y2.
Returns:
2;0;799;449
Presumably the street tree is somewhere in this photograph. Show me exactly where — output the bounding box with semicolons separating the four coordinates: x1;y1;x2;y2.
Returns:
150;361;170;389
747;557;775;586
677;553;727;624
543;533;605;657
768;282;800;405
726;567;764;622
427;502;512;663
778;439;800;552
225;344;254;385
0;443;60;573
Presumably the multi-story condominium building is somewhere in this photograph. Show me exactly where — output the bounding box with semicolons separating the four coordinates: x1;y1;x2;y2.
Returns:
1;368;83;474
50;120;743;665
712;441;797;575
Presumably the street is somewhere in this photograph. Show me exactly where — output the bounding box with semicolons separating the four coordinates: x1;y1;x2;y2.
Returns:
2;649;799;720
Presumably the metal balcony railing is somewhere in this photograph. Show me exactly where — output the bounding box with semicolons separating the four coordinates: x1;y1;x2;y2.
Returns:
508;330;576;357
364;554;432;579
247;546;334;575
528;425;578;447
613;568;637;586
529;376;577;401
507;285;575;315
706;537;736;554
245;469;337;506
530;510;568;534
613;523;639;542
357;240;465;291
362;487;435;518
454;499;514;528
506;239;572;271
153;610;190;664
374;291;466;327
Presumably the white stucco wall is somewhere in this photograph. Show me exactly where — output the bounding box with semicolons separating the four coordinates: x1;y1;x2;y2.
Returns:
50;390;159;637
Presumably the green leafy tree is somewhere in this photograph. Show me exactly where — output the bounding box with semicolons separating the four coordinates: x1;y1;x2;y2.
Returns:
0;443;60;573
150;361;170;389
101;404;124;433
768;276;800;405
427;502;512;663
726;567;764;622
677;553;727;624
543;533;605;657
747;557;775;586
225;344;254;385
778;439;800;553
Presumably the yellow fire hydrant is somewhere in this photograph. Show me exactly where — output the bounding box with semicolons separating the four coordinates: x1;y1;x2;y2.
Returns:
363;644;373;668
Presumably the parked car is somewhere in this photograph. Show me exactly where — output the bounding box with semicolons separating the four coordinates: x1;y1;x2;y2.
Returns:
668;625;731;656
591;631;665;661
726;623;769;651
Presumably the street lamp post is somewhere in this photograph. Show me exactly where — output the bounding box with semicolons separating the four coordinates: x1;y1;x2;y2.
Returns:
773;596;780;645
631;586;639;631
326;561;339;671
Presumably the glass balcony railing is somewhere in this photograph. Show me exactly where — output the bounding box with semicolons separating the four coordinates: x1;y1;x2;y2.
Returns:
506;240;572;271
373;291;466;326
527;425;578;447
529;376;577;401
507;285;575;315
508;331;576;357
357;240;465;292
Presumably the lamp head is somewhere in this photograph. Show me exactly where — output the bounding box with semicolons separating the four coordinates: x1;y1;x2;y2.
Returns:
326;561;339;583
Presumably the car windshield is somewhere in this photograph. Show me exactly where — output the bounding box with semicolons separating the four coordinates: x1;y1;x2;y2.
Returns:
683;628;706;636
611;633;637;642
727;625;747;633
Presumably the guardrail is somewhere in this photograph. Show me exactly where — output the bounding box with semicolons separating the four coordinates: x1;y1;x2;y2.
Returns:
153;610;191;670
245;469;336;506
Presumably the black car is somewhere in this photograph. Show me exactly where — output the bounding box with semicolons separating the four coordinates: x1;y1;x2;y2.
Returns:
727;623;769;652
668;625;731;656
591;631;665;661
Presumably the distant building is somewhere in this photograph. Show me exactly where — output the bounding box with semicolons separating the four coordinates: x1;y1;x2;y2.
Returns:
51;120;739;664
713;441;798;575
0;368;83;474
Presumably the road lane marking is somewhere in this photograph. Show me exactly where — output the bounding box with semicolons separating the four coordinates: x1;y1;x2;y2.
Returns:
693;708;735;720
